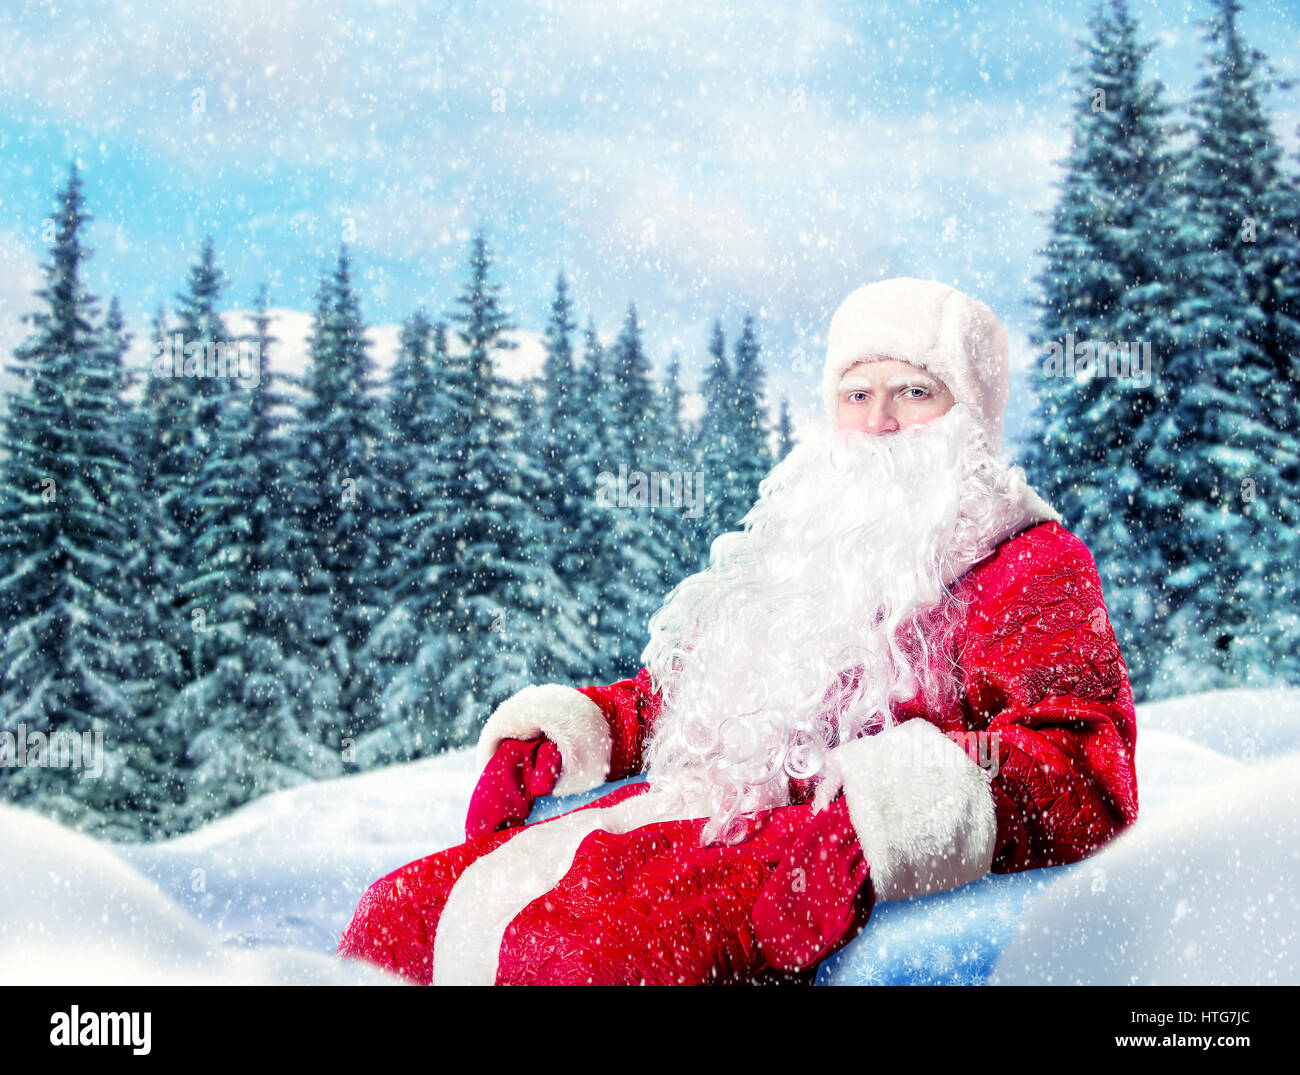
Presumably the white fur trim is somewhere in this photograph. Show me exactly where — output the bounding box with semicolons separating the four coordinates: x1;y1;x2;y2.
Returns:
476;683;613;797
1007;465;1062;528
815;718;997;902
433;786;689;985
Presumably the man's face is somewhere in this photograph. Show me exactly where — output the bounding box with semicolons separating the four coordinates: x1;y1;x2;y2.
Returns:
835;357;955;434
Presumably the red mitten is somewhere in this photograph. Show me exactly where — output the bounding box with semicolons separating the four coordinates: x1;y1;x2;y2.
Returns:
465;737;562;841
752;795;875;973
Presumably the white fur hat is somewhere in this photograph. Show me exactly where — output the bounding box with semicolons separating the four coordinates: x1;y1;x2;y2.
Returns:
822;278;1010;453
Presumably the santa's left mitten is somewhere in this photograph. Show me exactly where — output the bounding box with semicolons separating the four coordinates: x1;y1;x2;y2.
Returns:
752;796;875;973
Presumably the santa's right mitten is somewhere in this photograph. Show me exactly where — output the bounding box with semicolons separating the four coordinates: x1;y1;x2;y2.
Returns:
465;736;562;840
466;684;616;840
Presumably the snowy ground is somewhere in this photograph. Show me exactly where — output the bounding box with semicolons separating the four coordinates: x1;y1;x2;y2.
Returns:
1;687;1297;985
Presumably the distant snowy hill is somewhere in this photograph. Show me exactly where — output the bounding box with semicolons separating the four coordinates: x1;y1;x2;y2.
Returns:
1;687;1297;985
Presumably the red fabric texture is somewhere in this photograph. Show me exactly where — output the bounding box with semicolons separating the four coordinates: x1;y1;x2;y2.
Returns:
337;520;1140;985
464;736;561;841
496;802;821;985
573;666;663;781
336;781;651;984
750;796;875;973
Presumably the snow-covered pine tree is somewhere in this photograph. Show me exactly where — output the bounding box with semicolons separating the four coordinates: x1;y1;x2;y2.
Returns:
130;306;188;724
663;351;686;447
171;286;342;825
244;285;331;694
774;393;796;463
652;347;702;591
381;315;486;748
1272;137;1300;674
370;308;439;610
378;309;440;559
607;303;659;448
255;292;349;779
98;298;188;833
596;302;678;675
729;312;775;512
1273;135;1300;438
578;317;616;481
433;230;593;743
518;280;624;688
166;238;233;544
693;318;748;565
169;238;239;689
1143;0;1300;692
1018;0;1183;697
0;165;167;837
356;309;460;762
137;304;191;620
529;273;591;609
568;317;628;684
292;247;386;758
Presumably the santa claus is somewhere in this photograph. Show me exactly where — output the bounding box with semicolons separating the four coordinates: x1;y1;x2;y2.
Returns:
336;277;1140;986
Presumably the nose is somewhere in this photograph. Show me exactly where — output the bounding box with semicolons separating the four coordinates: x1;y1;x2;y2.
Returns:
860;398;900;436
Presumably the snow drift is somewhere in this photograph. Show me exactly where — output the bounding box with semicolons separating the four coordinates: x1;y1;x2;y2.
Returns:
0;803;394;985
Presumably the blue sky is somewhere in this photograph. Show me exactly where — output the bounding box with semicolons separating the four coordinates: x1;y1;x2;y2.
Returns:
1;0;1297;445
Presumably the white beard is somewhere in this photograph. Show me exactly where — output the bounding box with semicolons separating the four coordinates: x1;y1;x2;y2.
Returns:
640;403;1056;845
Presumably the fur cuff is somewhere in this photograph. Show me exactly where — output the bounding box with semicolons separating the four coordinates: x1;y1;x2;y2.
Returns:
476;684;613;796
816;718;996;902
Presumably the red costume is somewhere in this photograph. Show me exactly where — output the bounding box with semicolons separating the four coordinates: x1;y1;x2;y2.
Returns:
336;519;1139;985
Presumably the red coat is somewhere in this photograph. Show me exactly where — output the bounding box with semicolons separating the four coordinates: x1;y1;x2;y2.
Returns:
336;520;1139;985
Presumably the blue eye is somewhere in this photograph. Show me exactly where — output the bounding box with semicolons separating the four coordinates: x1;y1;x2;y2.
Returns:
903;387;931;399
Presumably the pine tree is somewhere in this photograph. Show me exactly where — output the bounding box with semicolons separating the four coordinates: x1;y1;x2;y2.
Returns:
104;298;188;829
663;351;686;448
569;318;627;682
1142;0;1300;692
171;287;341;823
167;237;234;540
694;318;747;562
0;165;168;836
1018;0;1184;697
774;394;797;462
430;230;593;742
533;272;590;596
169;238;238;685
607;303;659;455
728;312;775;513
1273;136;1300;664
357;309;458;762
292;247;385;756
578;317;616;479
375;308;439;589
596;303;678;674
138;305;191;559
653;347;702;589
129;304;191;816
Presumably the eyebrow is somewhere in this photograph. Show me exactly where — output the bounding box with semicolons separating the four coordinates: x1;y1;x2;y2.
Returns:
839;373;938;391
